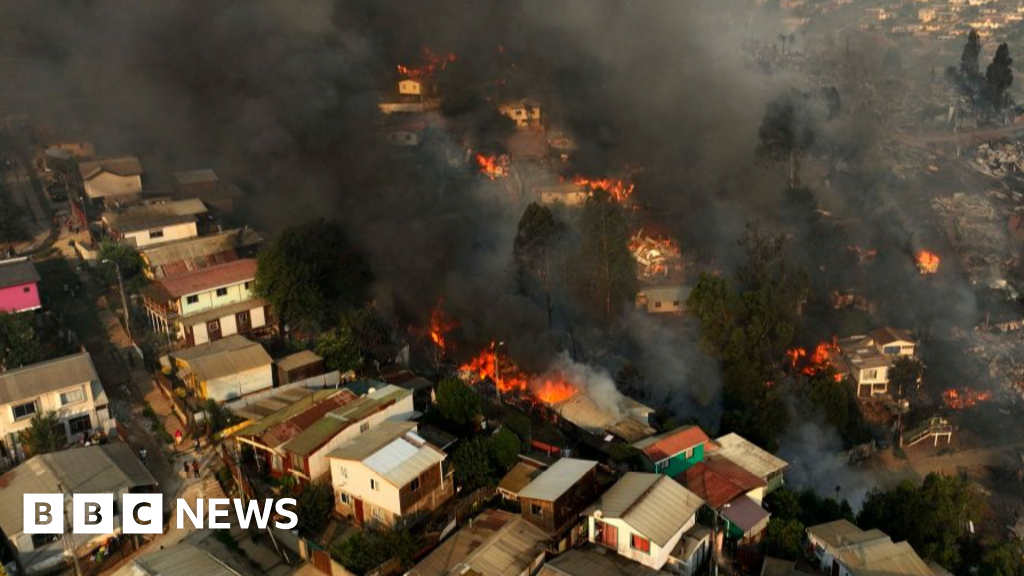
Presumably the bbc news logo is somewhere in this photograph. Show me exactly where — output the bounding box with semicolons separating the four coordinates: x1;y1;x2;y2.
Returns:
24;494;298;534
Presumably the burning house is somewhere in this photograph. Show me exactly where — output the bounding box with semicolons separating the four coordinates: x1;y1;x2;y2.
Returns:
499;99;543;129
631;231;688;314
537;182;590;207
829;327;918;398
378;49;453;115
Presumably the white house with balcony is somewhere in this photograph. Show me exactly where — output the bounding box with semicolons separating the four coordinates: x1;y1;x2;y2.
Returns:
585;472;706;572
0;352;114;464
142;258;268;347
832;327;917;398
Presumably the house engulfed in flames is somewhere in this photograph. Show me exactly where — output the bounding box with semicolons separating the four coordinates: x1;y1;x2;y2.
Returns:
379;48;453;115
632;231;688;315
916;250;940;274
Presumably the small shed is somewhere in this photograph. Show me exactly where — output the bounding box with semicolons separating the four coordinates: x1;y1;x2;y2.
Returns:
275;350;324;385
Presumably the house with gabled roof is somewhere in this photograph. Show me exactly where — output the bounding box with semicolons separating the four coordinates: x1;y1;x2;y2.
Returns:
584;472;705;571
0;258;41;314
328;420;452;527
139;227;262;279
232;384;414;481
831;327;918;398
807;520;937;576
633;425;710;476
142;259;269;347
169;335;273;401
677;457;771;541
78;156;144;203
101;199;207;248
711;433;788;493
519;458;600;534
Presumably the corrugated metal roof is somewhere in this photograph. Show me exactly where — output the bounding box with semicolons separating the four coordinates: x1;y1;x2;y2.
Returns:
499;461;546;496
0;444;156;537
839;539;934;576
720;494;770;535
538;546;664;576
133;542;242;576
237;389;359;449
140;228;262;278
78;156;143;180
584;472;704;547
633;425;710;462
103;199;206;233
152;259;257;299
275;350;323;372
172;335;271;382
0;257;39;289
411;509;546;576
328;420;443;486
713;433;788;479
0;352;99;405
283;385;412;456
517;458;597;502
808;520;887;550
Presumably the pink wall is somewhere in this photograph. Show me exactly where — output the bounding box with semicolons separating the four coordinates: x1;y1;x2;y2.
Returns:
0;282;41;313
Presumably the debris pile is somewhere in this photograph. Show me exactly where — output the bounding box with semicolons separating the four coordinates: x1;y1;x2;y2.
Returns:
972;142;1024;179
932;193;1012;287
629;232;683;283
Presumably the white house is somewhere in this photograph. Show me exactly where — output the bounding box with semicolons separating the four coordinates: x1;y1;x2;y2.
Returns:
142;259;268;346
0;444;155;575
78;156;144;203
585;472;705;571
499;99;542;128
328;420;453;527
170;335;273;402
537;184;590;207
102;199;207;248
833;327;917;398
0;352;114;464
807;520;937;576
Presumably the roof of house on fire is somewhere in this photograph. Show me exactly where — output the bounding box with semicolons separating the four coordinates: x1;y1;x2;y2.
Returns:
537;545;665;576
711;433;788;479
0;257;39;289
0;444;156;537
633;424;710;463
549;393;655;439
676;457;766;509
807;520;935;576
139;228;263;278
518;457;597;502
410;508;548;576
78;155;144;180
102;199;207;233
172;335;271;382
146;258;257;300
584;472;704;547
0;351;98;405
328;420;444;487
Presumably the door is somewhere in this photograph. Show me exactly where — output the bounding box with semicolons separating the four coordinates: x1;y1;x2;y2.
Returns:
354;499;364;527
832;560;840;576
207;319;222;341
236;310;252;332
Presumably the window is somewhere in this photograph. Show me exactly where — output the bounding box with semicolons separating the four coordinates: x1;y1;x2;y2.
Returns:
410;477;421;492
244;281;253;291
207;320;220;333
360;422;370;433
291;453;303;471
684;447;694;459
530;503;543;518
271;454;283;471
372;507;384;520
631;534;651;554
339;493;350;505
339;466;348;478
148;229;164;240
60;388;84;405
863;369;878;380
68;415;91;435
186;295;199;305
23;286;30;293
12;401;37;421
215;287;228;297
672;300;680;307
371;479;379;491
654;301;662;309
883;345;900;355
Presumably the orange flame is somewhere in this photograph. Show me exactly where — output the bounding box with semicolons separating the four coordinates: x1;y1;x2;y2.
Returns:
532;377;578;404
573;176;635;202
397;47;457;80
942;387;992;409
475;154;508;179
459;345;527;393
786;340;842;381
429;302;458;351
916;250;940;274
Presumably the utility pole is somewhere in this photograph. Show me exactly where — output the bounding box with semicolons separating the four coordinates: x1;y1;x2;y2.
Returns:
103;259;131;344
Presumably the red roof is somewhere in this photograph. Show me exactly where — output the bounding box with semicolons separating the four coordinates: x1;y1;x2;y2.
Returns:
636;425;710;462
156;258;257;298
675;457;766;509
259;389;360;448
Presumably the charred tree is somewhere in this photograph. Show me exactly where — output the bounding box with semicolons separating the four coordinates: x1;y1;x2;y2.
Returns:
984;43;1014;113
757;92;815;190
575;192;637;325
512;203;565;328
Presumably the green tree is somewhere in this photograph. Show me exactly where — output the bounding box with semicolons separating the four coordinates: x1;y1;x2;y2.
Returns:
979;541;1024;576
0;312;41;370
315;324;362;372
296;481;334;535
799;368;870;447
888;356;924;400
345;306;398;368
504;411;532;443
435;377;480;428
763;518;805;560
985;43;1014;111
488;428;521;470
452;436;495;490
333;527;419;576
255;219;370;330
575;192;637;323
764;487;803;521
21;411;63;456
757;92;816;189
97;240;144;285
858;474;980;570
